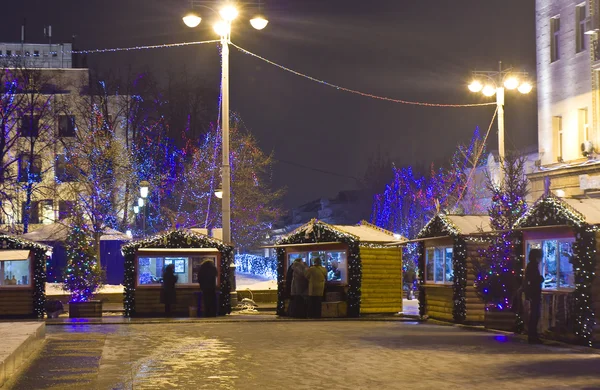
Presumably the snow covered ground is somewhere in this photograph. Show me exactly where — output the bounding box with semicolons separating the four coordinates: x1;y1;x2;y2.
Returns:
46;273;276;296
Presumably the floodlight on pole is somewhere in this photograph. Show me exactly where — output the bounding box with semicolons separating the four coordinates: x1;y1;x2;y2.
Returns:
467;61;533;185
183;1;269;247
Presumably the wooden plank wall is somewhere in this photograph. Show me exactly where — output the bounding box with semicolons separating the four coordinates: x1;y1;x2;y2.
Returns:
0;289;34;317
424;285;453;321
466;242;486;323
135;286;204;316
360;247;402;314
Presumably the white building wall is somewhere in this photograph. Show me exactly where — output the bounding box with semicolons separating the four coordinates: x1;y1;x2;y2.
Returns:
536;0;593;165
0;43;73;69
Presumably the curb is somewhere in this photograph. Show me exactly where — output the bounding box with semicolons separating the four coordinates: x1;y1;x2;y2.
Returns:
44;314;422;326
0;323;45;388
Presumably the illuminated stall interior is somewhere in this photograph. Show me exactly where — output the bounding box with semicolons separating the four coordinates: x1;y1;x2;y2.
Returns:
0;235;49;319
122;230;233;317
275;220;405;317
417;214;490;324
515;195;600;346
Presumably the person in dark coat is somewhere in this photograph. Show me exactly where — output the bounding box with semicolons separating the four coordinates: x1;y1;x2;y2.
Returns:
162;264;178;316
198;259;218;317
290;257;308;318
285;263;295;316
524;248;544;344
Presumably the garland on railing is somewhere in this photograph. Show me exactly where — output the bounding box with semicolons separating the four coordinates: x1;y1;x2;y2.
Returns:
122;230;233;317
515;195;597;347
276;220;362;317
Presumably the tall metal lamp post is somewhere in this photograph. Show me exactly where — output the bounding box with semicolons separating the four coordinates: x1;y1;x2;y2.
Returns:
183;2;268;245
467;62;533;185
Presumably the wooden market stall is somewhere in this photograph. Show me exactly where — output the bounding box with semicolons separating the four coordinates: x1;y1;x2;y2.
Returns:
417;214;490;324
275;220;405;317
122;229;234;317
514;195;600;346
0;234;50;319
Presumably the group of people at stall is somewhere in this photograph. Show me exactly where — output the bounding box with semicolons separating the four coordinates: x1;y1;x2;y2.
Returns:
286;256;327;318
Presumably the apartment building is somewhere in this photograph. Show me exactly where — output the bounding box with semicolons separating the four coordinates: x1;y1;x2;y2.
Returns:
529;0;600;198
0;43;126;233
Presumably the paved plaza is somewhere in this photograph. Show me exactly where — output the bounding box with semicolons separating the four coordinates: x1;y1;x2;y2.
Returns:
7;320;600;390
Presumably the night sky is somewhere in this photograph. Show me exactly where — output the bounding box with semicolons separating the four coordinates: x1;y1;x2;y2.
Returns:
1;0;537;209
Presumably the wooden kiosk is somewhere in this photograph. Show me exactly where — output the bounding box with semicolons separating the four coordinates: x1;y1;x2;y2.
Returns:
0;234;50;319
275;220;404;317
122;230;233;317
514;195;600;346
417;214;490;324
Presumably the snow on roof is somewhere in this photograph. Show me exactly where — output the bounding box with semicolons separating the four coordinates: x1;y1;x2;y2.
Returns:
22;222;131;242
281;219;405;244
444;215;492;235
334;221;405;243
561;198;600;225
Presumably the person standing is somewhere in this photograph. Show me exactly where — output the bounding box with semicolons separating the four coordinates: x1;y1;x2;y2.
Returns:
305;257;327;319
524;248;544;344
198;259;218;317
290;257;309;318
162;264;178;317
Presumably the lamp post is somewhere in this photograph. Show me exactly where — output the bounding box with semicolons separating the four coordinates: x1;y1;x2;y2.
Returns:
467;62;533;185
183;2;268;245
135;180;150;235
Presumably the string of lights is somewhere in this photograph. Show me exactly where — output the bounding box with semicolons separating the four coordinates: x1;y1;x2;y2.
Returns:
455;106;498;205
66;39;221;55
29;38;498;108
230;42;497;108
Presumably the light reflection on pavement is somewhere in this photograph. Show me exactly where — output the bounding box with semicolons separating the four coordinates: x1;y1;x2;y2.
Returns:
8;321;600;390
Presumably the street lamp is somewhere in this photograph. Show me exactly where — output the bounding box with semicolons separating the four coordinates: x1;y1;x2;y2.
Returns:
140;180;150;199
467;61;533;184
183;2;268;246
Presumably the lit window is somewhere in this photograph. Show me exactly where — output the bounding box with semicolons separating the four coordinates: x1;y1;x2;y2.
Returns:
551;16;561;62
553;116;563;161
526;239;575;290
287;250;348;284
137;256;216;285
0;252;31;287
425;246;454;284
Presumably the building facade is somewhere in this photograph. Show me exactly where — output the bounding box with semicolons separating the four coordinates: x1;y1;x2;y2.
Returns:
531;0;600;198
0;42;73;69
0;44;127;234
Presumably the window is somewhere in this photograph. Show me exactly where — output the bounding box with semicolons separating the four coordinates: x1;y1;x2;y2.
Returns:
58;200;73;220
526;239;575;290
425;246;454;284
0;254;31;287
553;116;563;161
576;4;587;53
6;50;11;57
21;201;39;224
18;154;42;182
137;255;216;285
58;115;75;137
19;115;40;137
551;16;561;62
40;200;53;224
33;50;39;57
287;250;348;284
578;108;589;147
55;154;77;182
